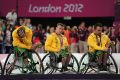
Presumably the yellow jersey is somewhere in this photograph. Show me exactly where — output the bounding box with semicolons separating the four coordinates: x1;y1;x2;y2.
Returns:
87;33;110;52
12;26;33;49
45;33;68;53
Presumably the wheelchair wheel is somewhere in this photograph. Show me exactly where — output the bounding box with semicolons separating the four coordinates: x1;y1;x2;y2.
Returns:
55;54;80;73
79;53;99;74
71;54;80;73
79;53;118;74
3;50;44;75
107;53;118;74
0;62;2;75
42;53;57;74
27;50;44;74
3;50;18;75
79;53;89;74
42;53;79;74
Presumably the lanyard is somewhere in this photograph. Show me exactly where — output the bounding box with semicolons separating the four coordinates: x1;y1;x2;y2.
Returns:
95;34;102;47
55;35;63;48
58;35;63;47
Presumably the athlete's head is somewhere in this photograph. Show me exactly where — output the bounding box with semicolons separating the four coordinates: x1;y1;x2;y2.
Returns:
56;23;65;35
17;27;25;38
94;23;103;36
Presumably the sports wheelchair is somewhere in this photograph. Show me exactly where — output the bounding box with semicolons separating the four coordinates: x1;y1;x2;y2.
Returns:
79;49;118;74
42;51;79;74
3;47;44;75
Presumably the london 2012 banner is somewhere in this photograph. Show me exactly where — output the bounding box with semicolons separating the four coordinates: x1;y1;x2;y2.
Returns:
0;0;115;17
18;0;115;17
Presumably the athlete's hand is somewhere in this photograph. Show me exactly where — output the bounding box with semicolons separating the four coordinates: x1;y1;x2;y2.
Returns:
104;47;109;51
19;37;24;42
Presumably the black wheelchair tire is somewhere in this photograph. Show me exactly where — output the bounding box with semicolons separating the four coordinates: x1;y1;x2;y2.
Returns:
3;50;44;75
42;53;57;74
107;53;118;74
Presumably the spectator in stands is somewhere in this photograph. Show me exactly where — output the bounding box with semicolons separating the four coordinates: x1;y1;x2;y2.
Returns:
46;25;50;33
33;25;45;53
109;27;116;53
40;29;46;53
19;18;24;26
2;20;6;34
22;18;27;26
26;19;33;30
5;24;12;54
37;24;42;31
70;26;78;53
103;26;110;36
46;27;55;37
23;18;33;30
33;25;40;40
41;29;46;44
33;32;42;53
6;9;17;29
116;28;120;53
78;22;88;53
50;27;55;33
64;26;71;45
87;26;93;36
0;20;4;53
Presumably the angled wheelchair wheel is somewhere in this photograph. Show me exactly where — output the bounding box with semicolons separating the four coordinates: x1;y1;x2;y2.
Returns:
79;53;89;74
3;50;18;75
32;50;44;74
53;54;79;74
0;62;2;75
79;53;99;74
19;50;44;74
42;53;57;74
65;54;79;73
3;50;44;75
107;53;118;74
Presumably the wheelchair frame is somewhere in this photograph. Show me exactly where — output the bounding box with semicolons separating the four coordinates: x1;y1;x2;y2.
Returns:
79;52;118;74
2;49;44;75
42;52;79;74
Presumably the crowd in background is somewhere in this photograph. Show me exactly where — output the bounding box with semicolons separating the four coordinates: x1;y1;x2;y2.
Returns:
0;10;120;54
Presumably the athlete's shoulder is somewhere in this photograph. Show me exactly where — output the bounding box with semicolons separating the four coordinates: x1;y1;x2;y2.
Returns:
50;33;57;36
24;26;32;32
47;33;56;38
13;27;19;34
101;33;109;38
88;33;95;38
